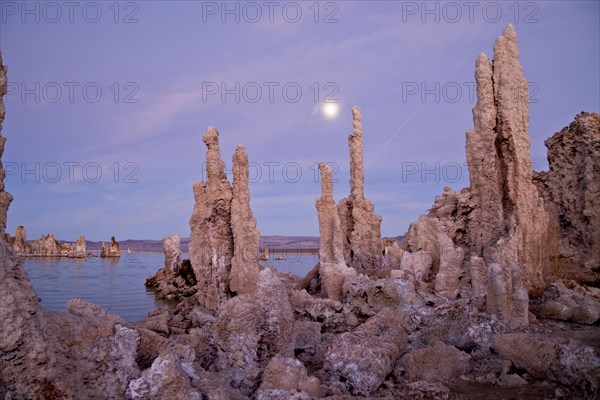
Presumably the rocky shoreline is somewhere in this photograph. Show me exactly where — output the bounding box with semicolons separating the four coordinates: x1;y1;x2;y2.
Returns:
5;225;122;258
1;25;599;400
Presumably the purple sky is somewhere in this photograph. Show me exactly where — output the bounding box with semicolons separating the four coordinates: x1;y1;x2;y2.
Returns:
1;1;598;241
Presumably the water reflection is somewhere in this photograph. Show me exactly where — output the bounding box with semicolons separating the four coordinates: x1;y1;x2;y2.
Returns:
22;253;167;323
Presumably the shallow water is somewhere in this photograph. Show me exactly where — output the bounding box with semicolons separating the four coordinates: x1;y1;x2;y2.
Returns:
22;251;318;323
259;251;318;277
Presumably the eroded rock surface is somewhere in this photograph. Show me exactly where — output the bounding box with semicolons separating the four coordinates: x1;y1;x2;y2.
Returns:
494;333;600;393
255;355;321;399
0;53;12;234
230;145;260;296
164;233;181;272
188;129;263;310
9;226;87;257
337;107;383;275
399;25;555;326
534;112;600;274
322;308;407;396
145;236;197;300
530;282;600;325
12;225;25;253
316;163;356;300
400;341;471;382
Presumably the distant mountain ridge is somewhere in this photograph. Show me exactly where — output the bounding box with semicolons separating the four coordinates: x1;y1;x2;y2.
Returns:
82;236;322;253
78;235;403;253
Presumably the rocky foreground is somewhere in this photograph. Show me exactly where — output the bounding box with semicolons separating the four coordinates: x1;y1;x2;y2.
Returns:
2;25;600;400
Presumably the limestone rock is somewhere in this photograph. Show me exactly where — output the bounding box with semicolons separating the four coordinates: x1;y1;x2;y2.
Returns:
67;298;127;326
315;163;356;301
465;52;503;255
255;355;321;399
493;333;600;395
255;267;295;359
127;351;202;400
9;227;87;258
259;246;269;261
0;53;12;234
288;289;349;332
473;24;553;293
322;308;407;396
402;214;467;299
230;145;260;296
400;342;471;382
485;260;529;328
1;266;143;399
188;128;263;309
212;295;261;394
59;235;86;257
145;234;198;300
189;127;234;310
530;282;600;325
101;236;121;257
337;107;383;275
73;235;86;258
28;232;61;256
383;238;403;269
164;233;181;271
534;112;600;272
11;225;25;254
400;25;554;326
292;320;322;364
467;255;488;307
145;258;197;301
0;239;51;398
343;275;422;318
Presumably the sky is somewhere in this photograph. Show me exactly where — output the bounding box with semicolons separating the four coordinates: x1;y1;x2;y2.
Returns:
0;1;598;241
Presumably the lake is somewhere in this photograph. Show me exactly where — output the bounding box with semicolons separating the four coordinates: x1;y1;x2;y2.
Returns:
22;251;318;323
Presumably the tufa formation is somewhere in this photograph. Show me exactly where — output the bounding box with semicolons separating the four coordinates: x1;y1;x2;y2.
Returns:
337;107;383;275
2;27;600;399
8;225;87;258
188;128;261;310
534;112;600;280
101;236;121;257
315;162;356;300
398;25;556;326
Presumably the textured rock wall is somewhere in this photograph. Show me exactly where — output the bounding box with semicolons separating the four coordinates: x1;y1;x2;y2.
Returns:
465;53;503;254
337;107;383;275
534;112;600;272
465;24;552;295
483;24;552;294
0;52;12;235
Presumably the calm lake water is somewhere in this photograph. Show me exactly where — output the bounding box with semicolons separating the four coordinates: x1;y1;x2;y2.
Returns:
22;251;318;323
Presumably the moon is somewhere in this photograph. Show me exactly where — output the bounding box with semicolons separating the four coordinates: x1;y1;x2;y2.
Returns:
322;102;340;119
